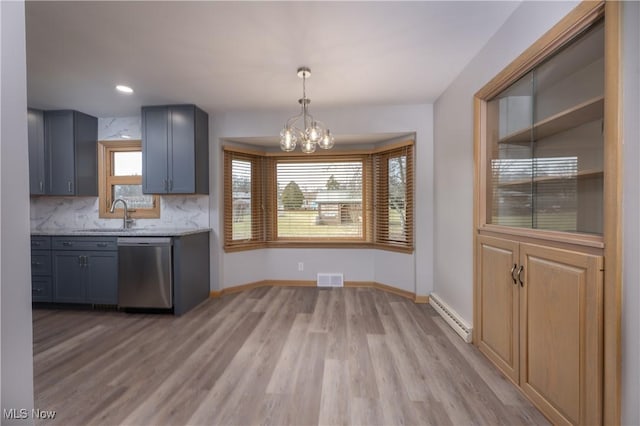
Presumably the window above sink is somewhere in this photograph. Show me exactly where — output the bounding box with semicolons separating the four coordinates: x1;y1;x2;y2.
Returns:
98;140;160;219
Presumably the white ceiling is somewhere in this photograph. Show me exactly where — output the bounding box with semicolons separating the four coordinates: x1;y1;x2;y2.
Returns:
25;1;520;118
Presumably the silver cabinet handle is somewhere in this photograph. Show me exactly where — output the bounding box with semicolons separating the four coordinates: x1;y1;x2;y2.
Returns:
32;288;43;293
169;179;173;191
39;181;43;192
510;264;517;285
517;265;524;287
68;181;72;193
97;243;108;248
32;261;42;266
62;241;73;247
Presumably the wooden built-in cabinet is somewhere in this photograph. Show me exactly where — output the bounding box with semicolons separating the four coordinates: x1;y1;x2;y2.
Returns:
474;2;621;425
477;235;603;425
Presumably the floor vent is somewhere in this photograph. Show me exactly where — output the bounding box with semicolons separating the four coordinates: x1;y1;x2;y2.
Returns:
429;293;473;343
317;273;344;287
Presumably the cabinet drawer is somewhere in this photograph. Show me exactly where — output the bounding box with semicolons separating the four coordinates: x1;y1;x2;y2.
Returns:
52;237;117;251
31;252;52;276
31;236;51;250
32;277;52;302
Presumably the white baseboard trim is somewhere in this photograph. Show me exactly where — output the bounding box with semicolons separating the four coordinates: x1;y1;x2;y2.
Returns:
429;293;473;343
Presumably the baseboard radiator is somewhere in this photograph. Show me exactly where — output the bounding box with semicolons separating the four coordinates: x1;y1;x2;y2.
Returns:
317;273;344;287
429;293;473;343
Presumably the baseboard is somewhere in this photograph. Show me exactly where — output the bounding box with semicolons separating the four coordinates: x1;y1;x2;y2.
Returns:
210;280;425;303
429;292;473;343
413;295;430;304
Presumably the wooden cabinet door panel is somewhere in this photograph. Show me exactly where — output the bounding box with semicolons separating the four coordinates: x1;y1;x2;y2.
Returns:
519;243;602;426
477;235;520;384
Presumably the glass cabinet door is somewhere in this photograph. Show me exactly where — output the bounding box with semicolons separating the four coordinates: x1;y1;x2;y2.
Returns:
487;72;534;229
486;20;604;235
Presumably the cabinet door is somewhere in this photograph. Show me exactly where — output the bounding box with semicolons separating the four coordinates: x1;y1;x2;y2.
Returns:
73;111;98;196
45;110;76;195
28;109;46;194
168;105;195;193
86;251;118;304
32;277;52;302
31;277;52;302
31;252;51;276
476;235;520;384
52;251;85;303
519;243;603;426
142;106;169;194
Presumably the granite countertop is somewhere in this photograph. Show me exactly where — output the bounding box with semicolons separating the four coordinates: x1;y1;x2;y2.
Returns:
31;228;211;237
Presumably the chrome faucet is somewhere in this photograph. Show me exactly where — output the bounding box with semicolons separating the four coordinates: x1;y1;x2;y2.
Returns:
110;198;134;229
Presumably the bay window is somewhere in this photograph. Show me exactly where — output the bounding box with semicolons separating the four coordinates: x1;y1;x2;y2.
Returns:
223;141;414;252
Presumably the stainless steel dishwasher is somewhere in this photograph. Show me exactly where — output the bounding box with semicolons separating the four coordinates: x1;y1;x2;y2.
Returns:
117;237;173;309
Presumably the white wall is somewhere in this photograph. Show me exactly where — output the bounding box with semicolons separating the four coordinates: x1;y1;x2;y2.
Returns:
1;0;35;423
432;1;578;324
210;104;433;296
622;2;640;424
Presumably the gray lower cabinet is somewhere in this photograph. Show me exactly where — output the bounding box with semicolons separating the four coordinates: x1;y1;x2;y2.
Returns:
142;104;209;195
31;236;52;302
53;252;86;303
173;231;210;315
47;237;118;305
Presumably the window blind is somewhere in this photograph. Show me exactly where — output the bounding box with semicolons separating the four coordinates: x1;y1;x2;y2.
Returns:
374;144;414;250
223;141;414;252
273;158;367;240
224;150;264;249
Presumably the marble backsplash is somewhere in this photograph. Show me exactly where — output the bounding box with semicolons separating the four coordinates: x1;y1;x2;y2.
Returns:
30;116;210;231
99;116;141;140
30;195;209;230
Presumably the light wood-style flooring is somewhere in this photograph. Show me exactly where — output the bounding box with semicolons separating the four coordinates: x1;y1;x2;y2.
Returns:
33;287;548;425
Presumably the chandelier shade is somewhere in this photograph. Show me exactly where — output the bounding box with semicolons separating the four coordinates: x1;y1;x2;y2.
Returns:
280;67;334;153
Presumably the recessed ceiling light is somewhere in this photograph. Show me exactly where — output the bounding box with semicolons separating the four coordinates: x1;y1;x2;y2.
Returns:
116;85;133;94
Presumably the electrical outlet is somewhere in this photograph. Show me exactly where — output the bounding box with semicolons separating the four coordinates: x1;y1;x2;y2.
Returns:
298;262;304;271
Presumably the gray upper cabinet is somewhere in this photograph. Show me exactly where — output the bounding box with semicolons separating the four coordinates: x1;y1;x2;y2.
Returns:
28;109;98;196
142;104;209;194
28;109;46;195
45;110;98;196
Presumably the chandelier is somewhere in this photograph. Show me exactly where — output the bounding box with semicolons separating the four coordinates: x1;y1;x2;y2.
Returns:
280;67;334;154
